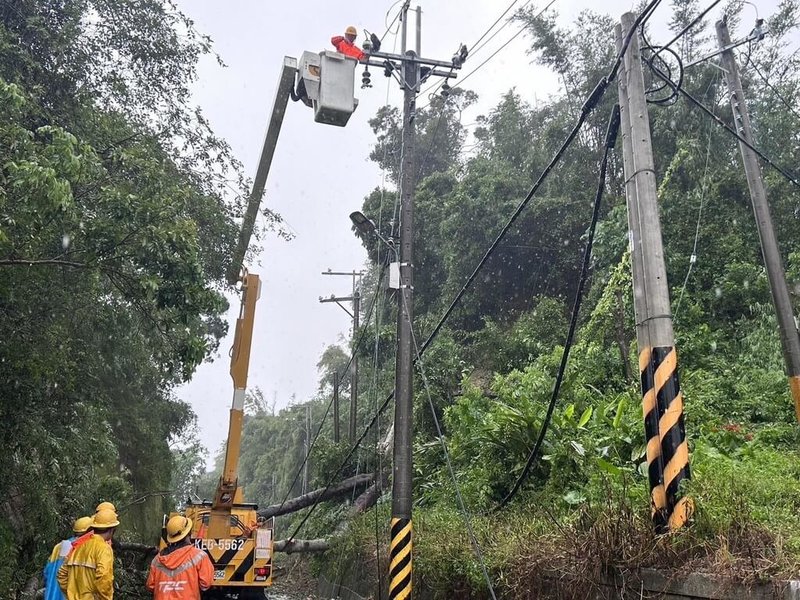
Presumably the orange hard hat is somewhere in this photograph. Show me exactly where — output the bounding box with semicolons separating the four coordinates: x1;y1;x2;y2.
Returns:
345;25;357;37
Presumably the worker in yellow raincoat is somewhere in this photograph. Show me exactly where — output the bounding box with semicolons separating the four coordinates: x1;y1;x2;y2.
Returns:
57;509;119;599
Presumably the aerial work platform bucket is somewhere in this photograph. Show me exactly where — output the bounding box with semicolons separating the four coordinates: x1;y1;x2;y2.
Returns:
297;50;358;127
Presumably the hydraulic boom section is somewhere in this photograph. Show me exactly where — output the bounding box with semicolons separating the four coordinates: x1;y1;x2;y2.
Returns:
209;272;261;537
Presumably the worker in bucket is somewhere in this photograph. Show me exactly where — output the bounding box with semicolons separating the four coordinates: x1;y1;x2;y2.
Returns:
331;25;381;61
43;516;92;600
146;515;214;598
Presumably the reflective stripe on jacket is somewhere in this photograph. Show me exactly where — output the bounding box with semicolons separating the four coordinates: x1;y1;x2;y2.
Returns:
146;544;214;599
44;538;74;600
56;534;114;600
331;36;365;60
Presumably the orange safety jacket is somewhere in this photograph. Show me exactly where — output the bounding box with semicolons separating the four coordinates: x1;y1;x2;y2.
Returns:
146;543;214;599
331;36;365;61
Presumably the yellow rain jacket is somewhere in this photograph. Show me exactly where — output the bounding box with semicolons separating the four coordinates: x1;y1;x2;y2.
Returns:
57;534;114;599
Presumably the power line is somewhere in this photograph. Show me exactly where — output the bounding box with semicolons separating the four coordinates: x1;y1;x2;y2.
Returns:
469;0;525;54
419;0;558;107
656;0;725;56
747;58;800;123
647;60;800;190
497;104;620;510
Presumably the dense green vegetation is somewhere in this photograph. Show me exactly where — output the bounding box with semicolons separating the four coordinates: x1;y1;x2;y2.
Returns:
0;0;283;594
4;0;800;598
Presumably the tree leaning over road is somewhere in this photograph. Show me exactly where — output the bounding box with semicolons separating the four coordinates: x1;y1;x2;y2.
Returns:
0;0;283;592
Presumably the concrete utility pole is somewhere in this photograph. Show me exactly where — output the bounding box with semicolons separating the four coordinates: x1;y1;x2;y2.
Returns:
360;4;463;597
320;269;364;441
302;404;310;495
332;372;340;443
717;19;800;421
618;12;691;533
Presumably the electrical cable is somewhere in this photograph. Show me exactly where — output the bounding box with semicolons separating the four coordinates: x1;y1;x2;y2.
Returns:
383;0;404;38
656;0;725;57
497;105;620;510
647;60;800;190
747;58;800;123
403;292;499;600
469;0;525;54
673;78;718;322
418;0;559;109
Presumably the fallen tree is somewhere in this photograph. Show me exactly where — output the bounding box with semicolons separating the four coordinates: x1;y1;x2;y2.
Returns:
257;472;375;518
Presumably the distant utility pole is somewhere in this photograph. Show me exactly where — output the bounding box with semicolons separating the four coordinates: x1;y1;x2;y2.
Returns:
332;371;340;443
717;18;800;421
320;269;364;441
361;4;464;598
617;12;691;534
302;404;310;495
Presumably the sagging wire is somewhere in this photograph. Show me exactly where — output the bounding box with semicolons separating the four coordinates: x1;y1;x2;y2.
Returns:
646;54;800;190
673;76;719;323
497;105;621;510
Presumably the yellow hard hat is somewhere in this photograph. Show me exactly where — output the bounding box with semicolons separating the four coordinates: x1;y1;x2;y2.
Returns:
73;516;93;535
95;501;116;514
345;25;357;37
92;508;120;530
166;515;193;544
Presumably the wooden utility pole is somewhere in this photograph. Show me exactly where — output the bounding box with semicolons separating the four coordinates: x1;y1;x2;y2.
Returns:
350;291;361;441
321;269;364;441
618;12;691;533
717;19;800;420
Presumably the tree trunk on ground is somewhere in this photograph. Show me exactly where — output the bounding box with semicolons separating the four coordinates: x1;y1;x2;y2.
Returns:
258;472;374;519
274;538;329;554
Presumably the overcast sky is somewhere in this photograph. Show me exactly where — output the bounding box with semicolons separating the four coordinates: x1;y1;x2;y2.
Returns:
172;0;778;462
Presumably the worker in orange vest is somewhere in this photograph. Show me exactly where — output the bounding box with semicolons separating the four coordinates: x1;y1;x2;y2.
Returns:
331;25;365;60
331;26;381;61
146;515;213;599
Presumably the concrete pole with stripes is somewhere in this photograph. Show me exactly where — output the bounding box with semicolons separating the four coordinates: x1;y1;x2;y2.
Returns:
619;12;692;533
717;19;800;421
390;4;417;598
615;22;666;530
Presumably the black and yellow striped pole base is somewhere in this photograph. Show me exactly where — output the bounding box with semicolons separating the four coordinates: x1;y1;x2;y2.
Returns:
389;517;412;599
639;346;693;533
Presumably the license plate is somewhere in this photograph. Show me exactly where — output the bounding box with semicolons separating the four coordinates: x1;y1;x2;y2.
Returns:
214;569;225;580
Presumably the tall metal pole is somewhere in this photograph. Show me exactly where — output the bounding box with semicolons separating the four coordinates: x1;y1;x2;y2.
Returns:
621;12;691;533
350;291;361;441
717;19;800;420
390;4;417;598
333;372;340;443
